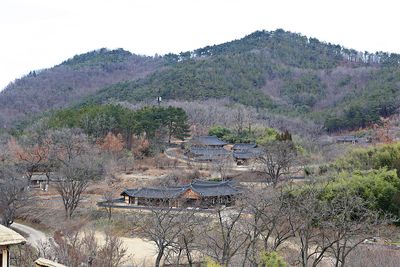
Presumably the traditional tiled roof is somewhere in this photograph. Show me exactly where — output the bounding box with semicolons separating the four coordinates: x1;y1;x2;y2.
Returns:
190;147;231;161
232;143;257;150
189;180;240;197
335;135;359;142
30;173;49;181
190;136;227;146
233;148;263;159
121;180;240;199
121;187;186;199
190;147;229;156
189;147;231;161
0;224;26;246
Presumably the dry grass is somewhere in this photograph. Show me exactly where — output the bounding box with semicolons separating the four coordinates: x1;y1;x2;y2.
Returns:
346;244;400;267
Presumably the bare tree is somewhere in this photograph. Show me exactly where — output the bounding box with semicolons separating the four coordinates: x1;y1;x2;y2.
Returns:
257;141;298;187
50;225;88;266
47;225;127;267
290;184;333;267
212;156;233;181
323;194;388;267
7;134;51;182
201;206;249;266
0;165;30;226
10;243;40;267
287;182;393;267
164;212;205;267
240;187;296;267
96;230;128;267
50;129;104;219
55;154;103;219
132;202;197;267
103;190;115;221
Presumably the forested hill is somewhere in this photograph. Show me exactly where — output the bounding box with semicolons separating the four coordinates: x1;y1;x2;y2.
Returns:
81;30;400;131
2;29;400;132
0;48;163;128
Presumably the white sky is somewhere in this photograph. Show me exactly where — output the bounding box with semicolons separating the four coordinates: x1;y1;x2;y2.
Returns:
1;0;400;90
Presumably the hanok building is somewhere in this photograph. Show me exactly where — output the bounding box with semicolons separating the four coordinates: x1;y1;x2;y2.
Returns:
29;173;50;191
189;147;231;162
189;136;228;148
0;225;26;267
121;180;241;208
232;143;262;165
335;135;360;144
187;136;230;162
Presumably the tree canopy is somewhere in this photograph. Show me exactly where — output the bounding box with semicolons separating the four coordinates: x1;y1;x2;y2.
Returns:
47;104;190;146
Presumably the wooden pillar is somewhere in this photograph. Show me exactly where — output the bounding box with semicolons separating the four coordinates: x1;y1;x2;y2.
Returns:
1;246;9;267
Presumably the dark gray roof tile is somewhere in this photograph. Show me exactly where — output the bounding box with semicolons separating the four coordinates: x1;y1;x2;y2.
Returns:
232;143;257;150
190;136;227;146
121;180;240;199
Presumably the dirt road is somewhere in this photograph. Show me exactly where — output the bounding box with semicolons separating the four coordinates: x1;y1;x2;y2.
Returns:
12;222;156;267
94;232;157;267
12;222;48;247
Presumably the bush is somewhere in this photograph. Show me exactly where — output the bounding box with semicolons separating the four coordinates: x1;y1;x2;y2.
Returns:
335;142;400;176
203;257;222;267
321;168;400;216
259;251;288;267
208;125;279;144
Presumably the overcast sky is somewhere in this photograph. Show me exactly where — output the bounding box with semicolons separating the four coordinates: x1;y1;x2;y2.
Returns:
1;0;399;90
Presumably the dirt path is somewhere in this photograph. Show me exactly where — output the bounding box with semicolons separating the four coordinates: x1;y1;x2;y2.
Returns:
12;222;48;248
12;222;157;267
94;232;157;267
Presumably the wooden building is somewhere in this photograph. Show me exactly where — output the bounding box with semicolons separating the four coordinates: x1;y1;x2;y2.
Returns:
189;147;231;162
189;136;228;148
335;135;360;144
0;225;26;267
232;143;257;150
121;180;241;208
187;136;230;162
232;143;262;165
29;173;50;191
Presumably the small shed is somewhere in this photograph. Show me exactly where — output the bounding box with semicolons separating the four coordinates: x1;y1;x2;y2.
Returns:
30;173;50;191
335;135;359;144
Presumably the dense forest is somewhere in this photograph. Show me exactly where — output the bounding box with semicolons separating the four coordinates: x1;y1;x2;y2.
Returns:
2;29;400;133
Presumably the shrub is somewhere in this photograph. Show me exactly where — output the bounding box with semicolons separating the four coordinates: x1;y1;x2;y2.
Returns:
259;251;288;267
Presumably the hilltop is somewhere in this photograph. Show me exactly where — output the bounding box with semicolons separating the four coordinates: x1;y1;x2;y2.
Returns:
0;48;163;127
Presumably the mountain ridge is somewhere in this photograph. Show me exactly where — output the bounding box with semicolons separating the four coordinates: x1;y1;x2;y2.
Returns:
2;29;400;132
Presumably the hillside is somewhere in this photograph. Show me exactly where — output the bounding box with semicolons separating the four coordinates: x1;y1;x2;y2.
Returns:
0;48;163;128
81;30;400;131
2;29;400;132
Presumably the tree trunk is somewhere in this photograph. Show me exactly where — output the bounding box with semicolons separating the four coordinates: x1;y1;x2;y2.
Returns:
155;248;164;267
126;131;132;150
107;206;112;221
183;237;193;267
